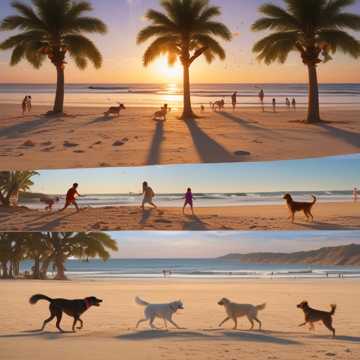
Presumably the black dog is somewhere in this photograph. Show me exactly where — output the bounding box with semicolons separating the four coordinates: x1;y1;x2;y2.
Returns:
29;294;102;332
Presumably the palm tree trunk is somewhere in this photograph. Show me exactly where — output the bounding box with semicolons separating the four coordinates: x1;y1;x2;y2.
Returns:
33;256;40;279
53;66;65;114
181;64;195;120
306;64;321;123
54;255;67;280
40;257;51;279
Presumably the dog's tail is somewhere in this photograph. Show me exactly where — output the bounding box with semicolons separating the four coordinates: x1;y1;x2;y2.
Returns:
135;297;149;307
29;294;52;305
329;304;337;316
256;303;266;311
311;195;317;204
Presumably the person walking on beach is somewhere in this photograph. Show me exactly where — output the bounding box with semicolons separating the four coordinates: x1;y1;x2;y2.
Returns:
40;196;60;211
183;188;195;216
61;183;81;212
286;97;291;110
272;98;276;113
258;89;264;111
231;92;237;111
141;181;157;210
353;187;358;202
292;98;296;111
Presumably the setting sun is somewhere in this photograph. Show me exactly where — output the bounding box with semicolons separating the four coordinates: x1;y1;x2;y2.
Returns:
152;56;183;81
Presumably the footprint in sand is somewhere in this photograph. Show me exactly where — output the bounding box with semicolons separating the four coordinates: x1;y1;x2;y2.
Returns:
73;150;85;153
154;219;172;224
234;150;251;156
22;140;36;147
41;141;52;146
63;140;79;148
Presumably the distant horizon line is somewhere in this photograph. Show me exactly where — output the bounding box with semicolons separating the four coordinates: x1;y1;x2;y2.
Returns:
1;82;360;85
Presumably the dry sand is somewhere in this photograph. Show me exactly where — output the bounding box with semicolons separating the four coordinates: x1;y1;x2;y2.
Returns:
0;278;359;360
0;202;358;231
0;104;359;170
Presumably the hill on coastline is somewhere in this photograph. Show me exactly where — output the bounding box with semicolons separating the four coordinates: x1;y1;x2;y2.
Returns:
218;244;360;266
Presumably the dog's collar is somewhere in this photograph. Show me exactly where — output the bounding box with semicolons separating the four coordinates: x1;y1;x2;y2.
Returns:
84;298;91;309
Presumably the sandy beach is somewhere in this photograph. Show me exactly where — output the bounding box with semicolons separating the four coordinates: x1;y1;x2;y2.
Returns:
0;201;358;231
0;278;359;360
0;104;359;170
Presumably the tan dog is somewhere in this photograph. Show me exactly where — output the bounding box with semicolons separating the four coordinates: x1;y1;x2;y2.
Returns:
297;301;336;337
153;105;171;121
283;193;316;223
218;298;266;330
104;103;126;116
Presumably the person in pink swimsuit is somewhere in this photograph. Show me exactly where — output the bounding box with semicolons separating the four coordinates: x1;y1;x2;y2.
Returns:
183;188;194;215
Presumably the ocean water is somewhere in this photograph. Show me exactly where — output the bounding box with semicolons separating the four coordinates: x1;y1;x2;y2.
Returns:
19;258;360;280
21;190;354;210
1;83;359;108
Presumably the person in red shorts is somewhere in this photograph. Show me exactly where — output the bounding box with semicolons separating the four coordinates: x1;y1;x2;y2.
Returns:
61;183;81;212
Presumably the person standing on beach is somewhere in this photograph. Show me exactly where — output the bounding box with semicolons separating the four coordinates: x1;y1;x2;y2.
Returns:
183;188;195;216
22;96;28;115
258;89;264;111
272;98;276;113
61;183;81;212
27;95;32;112
353;187;358;202
141;181;157;210
231;92;237;111
292;98;296;111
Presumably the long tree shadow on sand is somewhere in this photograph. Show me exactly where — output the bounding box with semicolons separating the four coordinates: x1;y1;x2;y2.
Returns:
0;115;59;140
318;122;360;149
184;118;237;163
146;121;164;165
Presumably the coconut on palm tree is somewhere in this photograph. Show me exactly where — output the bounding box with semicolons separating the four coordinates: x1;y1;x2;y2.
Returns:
137;0;232;119
252;0;360;123
0;171;38;207
0;0;107;114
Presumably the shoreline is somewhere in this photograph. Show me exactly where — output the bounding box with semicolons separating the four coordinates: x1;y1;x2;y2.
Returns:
0;201;358;231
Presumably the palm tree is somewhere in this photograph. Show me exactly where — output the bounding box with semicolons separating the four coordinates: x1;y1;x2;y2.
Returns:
0;171;38;207
137;0;232;119
44;232;118;280
252;0;360;123
0;0;107;114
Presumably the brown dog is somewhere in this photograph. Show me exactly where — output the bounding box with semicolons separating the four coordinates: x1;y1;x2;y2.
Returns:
283;193;316;223
297;301;336;337
104;103;126;116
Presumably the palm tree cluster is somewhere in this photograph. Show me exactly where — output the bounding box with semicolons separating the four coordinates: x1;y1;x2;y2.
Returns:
0;232;118;280
0;0;107;114
0;171;38;207
1;0;360;122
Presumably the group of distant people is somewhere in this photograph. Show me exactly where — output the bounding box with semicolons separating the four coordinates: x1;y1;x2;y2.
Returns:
203;90;297;113
40;182;196;216
21;95;32;115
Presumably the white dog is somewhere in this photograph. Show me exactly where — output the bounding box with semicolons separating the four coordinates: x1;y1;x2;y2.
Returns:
135;297;184;330
218;297;266;330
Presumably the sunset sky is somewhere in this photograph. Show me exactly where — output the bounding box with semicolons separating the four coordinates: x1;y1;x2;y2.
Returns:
0;0;360;84
31;156;360;195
